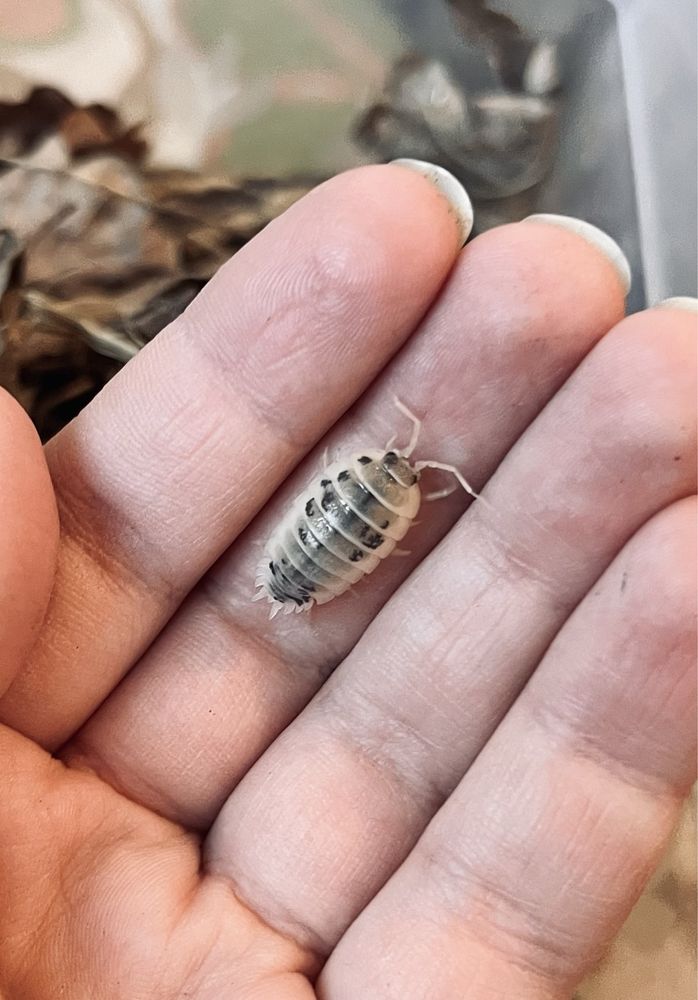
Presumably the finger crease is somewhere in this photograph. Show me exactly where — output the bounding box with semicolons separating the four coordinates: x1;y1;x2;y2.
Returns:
54;490;178;609
419;839;578;983
522;690;687;800
183;308;313;454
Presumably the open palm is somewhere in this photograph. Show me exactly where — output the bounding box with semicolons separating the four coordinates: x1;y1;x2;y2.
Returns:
0;164;695;999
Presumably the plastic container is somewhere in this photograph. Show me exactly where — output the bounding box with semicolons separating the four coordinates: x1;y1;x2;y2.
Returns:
383;0;697;311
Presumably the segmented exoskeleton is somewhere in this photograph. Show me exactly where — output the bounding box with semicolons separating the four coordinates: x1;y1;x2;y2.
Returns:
255;399;478;618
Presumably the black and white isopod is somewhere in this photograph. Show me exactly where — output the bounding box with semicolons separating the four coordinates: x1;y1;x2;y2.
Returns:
254;398;479;618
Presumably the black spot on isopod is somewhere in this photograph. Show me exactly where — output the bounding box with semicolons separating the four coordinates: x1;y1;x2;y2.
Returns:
380;519;389;529
305;499;316;516
269;582;288;602
320;482;337;511
383;451;398;466
358;455;371;464
337;470;350;482
298;526;308;543
360;524;384;549
349;548;364;562
269;561;276;576
320;479;330;487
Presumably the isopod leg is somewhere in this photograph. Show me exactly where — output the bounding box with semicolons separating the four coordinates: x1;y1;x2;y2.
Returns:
423;483;458;502
391;395;422;458
414;460;480;501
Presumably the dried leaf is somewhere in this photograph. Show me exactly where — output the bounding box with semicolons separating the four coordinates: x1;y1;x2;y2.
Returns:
0;86;74;158
0;228;21;299
446;0;531;89
356;53;559;200
0;87;318;439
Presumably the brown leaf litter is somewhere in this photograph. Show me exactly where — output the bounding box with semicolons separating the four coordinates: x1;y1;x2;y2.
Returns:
0;87;316;440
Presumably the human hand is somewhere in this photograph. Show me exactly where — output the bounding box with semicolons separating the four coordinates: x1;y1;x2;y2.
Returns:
0;163;695;999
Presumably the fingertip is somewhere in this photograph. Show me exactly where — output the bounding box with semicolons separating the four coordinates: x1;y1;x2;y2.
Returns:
304;162;471;266
388;159;474;246
181;161;471;449
654;296;698;314
604;297;698;384
523;214;631;296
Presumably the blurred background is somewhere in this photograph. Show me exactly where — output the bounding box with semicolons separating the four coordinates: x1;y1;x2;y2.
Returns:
0;2;695;996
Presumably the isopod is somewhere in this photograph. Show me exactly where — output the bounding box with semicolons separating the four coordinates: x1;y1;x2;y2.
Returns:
254;398;479;618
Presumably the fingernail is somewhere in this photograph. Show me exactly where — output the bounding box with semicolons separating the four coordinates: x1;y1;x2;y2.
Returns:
390;159;474;245
655;296;698;313
524;213;632;295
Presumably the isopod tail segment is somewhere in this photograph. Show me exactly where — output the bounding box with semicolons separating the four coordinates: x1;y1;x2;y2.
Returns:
390;395;481;503
254;559;308;619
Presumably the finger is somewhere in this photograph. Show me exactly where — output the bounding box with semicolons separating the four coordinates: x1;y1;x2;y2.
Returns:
319;498;697;999
66;216;628;827
0;163;468;748
204;304;696;954
0;390;58;697
0;721;318;999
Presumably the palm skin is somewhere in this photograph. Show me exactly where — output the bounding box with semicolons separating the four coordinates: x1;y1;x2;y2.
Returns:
0;165;695;1000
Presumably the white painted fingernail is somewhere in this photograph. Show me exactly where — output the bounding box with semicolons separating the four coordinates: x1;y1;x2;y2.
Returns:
655;296;698;313
524;213;632;295
390;158;474;245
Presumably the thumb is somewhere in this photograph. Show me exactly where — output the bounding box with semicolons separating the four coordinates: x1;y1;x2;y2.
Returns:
0;390;58;698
